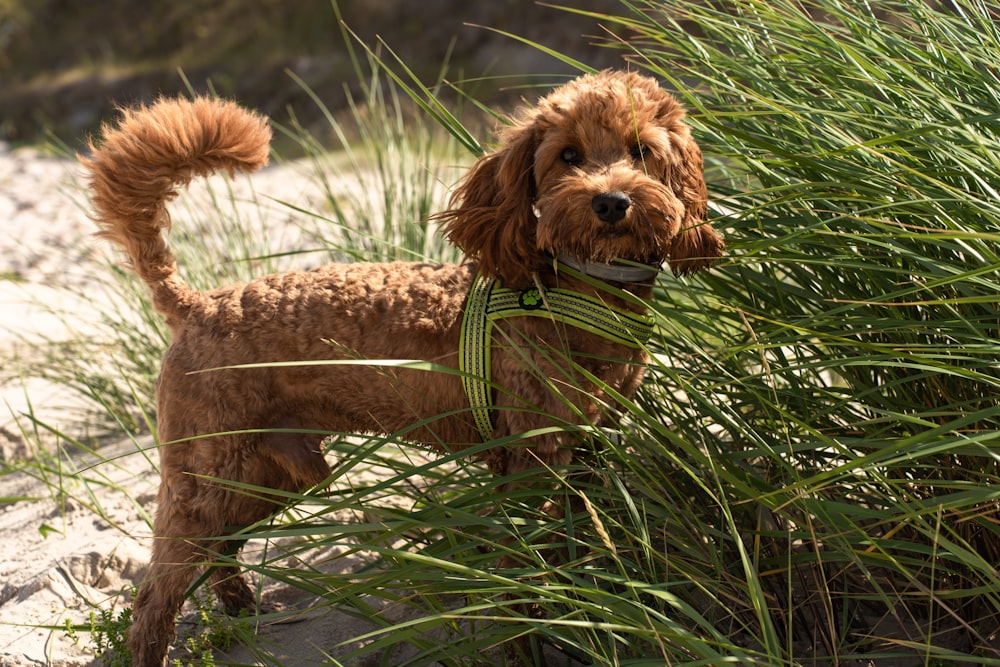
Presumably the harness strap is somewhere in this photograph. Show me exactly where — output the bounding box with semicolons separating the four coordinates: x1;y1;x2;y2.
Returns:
459;272;655;442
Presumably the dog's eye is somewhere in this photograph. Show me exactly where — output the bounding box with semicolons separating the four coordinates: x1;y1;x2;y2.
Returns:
631;143;649;160
560;147;582;165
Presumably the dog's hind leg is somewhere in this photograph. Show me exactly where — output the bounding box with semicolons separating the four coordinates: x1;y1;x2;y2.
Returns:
129;502;279;665
205;539;258;615
128;494;228;667
128;428;330;666
205;428;335;616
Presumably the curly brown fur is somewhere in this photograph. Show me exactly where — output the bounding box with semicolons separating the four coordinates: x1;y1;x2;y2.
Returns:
81;71;722;667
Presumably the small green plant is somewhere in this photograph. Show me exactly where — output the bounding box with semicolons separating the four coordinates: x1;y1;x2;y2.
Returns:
169;591;245;667
78;591;246;667
84;607;132;667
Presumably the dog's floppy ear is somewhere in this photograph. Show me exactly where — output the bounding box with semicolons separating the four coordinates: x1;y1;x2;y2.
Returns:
437;119;544;290
667;138;723;275
662;110;724;276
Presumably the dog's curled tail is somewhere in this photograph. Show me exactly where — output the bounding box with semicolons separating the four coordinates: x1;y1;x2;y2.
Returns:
82;96;271;317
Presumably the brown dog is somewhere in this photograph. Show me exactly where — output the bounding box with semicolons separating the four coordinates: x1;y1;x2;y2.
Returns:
83;70;722;666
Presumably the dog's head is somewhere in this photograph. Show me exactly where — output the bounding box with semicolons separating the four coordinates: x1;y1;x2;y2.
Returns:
440;70;723;290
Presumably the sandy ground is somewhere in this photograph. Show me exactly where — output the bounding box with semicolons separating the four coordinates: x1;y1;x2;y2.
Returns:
0;143;506;667
0;143;142;666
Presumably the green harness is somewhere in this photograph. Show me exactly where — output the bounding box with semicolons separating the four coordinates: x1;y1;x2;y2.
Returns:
459;271;656;442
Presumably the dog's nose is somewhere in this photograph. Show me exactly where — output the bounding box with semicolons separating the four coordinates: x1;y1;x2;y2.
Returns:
592;191;631;224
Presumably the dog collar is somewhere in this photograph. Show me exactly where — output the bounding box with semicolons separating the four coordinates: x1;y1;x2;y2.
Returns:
556;253;661;283
459;272;655;442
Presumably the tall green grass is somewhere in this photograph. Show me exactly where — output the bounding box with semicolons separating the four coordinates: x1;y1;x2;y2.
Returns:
309;0;1000;663
572;0;1000;664
5;0;1000;665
